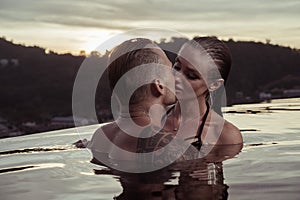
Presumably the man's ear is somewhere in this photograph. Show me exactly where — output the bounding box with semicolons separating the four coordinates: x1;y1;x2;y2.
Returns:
208;79;224;91
151;79;164;97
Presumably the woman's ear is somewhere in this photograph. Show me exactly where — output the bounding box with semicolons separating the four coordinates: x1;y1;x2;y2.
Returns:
208;79;224;91
151;79;164;97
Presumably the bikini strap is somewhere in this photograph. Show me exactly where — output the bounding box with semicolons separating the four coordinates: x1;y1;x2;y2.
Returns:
191;101;210;149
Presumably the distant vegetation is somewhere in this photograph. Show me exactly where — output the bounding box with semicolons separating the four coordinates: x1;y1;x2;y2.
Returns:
0;36;299;135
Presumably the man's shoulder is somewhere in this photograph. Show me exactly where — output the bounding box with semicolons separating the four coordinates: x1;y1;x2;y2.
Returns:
89;122;117;150
93;122;117;137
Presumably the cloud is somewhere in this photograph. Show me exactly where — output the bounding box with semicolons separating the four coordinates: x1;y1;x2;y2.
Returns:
1;0;299;30
0;0;299;51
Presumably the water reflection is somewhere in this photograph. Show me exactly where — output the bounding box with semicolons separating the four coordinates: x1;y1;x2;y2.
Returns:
94;144;242;200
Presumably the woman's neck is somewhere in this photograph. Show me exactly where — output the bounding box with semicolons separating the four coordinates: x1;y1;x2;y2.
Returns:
198;96;209;117
175;96;208;121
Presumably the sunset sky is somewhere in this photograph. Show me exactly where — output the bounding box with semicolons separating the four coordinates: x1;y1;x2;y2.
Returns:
1;0;299;54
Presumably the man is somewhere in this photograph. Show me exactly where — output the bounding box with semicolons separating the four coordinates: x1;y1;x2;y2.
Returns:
88;38;177;165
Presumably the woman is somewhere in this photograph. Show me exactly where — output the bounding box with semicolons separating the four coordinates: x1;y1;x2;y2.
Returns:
164;36;243;146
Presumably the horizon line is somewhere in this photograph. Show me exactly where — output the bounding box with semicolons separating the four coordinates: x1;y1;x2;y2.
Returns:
1;35;298;57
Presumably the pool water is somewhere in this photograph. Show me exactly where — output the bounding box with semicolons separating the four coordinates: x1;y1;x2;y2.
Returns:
0;98;299;200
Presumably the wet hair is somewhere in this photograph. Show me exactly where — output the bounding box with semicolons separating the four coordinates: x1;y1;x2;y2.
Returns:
192;36;232;84
108;38;165;105
192;36;232;115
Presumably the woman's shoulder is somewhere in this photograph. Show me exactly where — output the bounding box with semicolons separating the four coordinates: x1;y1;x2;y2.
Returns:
223;120;240;133
219;120;243;145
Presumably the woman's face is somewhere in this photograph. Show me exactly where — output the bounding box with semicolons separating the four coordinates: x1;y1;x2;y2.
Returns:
173;44;210;101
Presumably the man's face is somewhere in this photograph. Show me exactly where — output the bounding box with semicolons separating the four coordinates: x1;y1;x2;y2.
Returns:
144;44;176;106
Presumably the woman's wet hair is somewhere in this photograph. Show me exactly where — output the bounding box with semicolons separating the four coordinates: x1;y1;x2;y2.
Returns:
192;36;232;84
191;36;232;116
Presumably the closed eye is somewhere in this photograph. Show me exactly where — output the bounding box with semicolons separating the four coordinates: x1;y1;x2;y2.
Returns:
173;62;181;71
186;72;199;80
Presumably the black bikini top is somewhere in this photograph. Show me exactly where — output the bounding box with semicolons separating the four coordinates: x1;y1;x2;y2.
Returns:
191;101;210;149
163;101;210;150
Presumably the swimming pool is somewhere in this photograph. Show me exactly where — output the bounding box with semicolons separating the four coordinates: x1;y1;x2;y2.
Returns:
1;98;299;199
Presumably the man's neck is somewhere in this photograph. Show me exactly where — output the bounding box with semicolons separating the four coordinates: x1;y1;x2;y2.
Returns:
119;102;166;128
119;104;151;126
